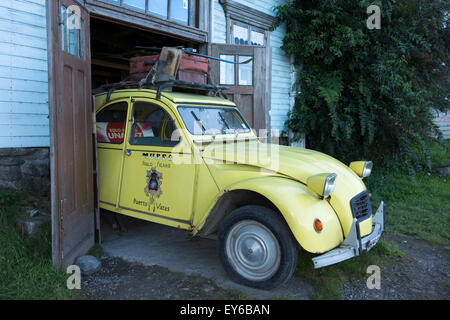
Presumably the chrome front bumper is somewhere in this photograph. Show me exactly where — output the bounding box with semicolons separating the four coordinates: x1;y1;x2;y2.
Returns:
312;201;385;269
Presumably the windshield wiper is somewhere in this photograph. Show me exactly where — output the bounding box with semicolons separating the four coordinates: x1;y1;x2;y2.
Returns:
218;111;231;134
191;111;206;134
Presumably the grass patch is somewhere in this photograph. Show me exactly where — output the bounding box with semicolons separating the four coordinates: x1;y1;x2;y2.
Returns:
296;239;404;299
365;169;450;247
429;140;450;168
272;295;294;300
0;190;76;300
87;244;104;258
213;289;253;300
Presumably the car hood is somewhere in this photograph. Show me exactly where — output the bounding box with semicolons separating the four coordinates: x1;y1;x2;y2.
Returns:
203;140;364;189
202;140;368;234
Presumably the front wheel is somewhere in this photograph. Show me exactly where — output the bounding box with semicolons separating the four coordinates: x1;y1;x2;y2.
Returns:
217;205;298;289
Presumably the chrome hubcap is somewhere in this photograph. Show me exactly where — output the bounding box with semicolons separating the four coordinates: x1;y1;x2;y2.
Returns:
226;220;281;281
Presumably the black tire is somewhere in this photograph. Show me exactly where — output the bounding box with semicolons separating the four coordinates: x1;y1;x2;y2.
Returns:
217;205;298;290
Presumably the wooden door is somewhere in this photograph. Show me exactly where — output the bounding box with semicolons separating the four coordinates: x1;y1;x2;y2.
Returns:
49;0;94;268
209;44;267;134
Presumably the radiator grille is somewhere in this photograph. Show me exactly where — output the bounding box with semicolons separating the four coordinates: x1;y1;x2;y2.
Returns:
350;191;372;220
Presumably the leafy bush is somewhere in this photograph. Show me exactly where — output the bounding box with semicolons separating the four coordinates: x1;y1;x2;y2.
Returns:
274;0;449;171
429;139;450;168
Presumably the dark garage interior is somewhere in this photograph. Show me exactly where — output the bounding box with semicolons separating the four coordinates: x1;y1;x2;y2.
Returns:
90;17;198;88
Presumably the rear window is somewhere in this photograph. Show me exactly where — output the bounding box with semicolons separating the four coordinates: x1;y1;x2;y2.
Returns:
96;102;128;144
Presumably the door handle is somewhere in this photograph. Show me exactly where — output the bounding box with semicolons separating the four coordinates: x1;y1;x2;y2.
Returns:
125;149;132;156
59;198;67;213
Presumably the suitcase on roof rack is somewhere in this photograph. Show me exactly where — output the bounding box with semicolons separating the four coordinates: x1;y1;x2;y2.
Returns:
129;53;208;83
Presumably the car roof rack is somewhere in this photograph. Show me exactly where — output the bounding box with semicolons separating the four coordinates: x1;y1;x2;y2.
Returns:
93;79;230;102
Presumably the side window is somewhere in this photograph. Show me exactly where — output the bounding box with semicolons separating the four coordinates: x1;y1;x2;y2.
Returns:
96;102;128;144
130;102;180;147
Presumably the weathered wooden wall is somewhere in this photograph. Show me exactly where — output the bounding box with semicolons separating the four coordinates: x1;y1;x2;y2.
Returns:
211;0;293;136
0;0;49;148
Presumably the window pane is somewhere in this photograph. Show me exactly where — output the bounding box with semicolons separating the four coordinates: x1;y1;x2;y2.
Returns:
220;55;235;85
149;0;168;18
68;26;80;57
233;24;249;45
60;5;67;52
61;5;84;59
79;19;85;59
170;0;189;25
123;0;146;11
250;30;265;46
238;56;253;85
96;102;128;144
130;102;179;147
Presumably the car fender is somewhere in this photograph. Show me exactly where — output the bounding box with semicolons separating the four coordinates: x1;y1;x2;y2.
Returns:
226;176;344;254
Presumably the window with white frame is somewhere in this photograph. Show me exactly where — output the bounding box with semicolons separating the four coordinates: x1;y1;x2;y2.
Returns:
102;0;190;25
230;21;266;46
219;54;253;86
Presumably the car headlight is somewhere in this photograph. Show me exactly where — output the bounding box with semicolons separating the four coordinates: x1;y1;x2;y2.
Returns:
307;173;337;198
349;161;373;178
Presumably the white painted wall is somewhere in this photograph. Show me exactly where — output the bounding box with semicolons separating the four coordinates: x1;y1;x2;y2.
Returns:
211;0;293;136
211;0;227;44
0;0;49;148
269;22;291;135
433;110;450;139
0;0;293;148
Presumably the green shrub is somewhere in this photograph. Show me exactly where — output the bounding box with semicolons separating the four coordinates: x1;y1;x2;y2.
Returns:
274;0;449;172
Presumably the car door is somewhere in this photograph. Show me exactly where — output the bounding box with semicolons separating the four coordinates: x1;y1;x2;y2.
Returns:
118;98;195;227
95;99;130;207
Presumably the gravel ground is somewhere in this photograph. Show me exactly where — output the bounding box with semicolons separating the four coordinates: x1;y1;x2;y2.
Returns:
81;257;268;300
80;233;449;300
342;234;450;300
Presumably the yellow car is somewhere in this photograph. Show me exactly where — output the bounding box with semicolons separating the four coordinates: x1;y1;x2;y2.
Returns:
94;87;385;289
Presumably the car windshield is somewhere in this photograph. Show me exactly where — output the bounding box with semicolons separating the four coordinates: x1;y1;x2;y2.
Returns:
178;106;251;135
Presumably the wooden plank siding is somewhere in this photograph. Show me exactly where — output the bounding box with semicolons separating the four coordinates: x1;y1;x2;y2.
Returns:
0;0;49;148
211;0;293;136
269;23;291;134
212;0;227;44
433;110;450;140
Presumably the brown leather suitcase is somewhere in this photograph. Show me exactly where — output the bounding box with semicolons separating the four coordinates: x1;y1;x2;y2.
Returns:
129;53;208;83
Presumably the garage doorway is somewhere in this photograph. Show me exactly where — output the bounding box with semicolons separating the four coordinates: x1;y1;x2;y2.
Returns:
89;16;197;244
90;17;194;88
48;1;202;268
